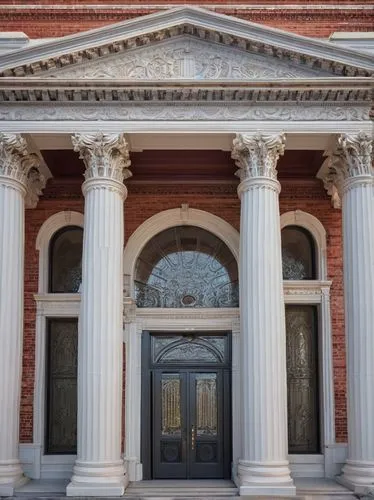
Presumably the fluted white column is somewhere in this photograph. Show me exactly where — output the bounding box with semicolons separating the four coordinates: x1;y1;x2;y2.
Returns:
0;134;43;495
332;133;374;492
232;134;295;496
67;133;131;497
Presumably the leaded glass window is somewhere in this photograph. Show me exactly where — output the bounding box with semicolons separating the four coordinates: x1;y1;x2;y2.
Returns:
49;226;83;293
135;226;239;308
46;318;77;454
286;305;320;454
282;226;316;280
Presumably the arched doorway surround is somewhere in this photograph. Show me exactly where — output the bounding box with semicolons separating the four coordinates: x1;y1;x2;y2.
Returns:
122;207;240;483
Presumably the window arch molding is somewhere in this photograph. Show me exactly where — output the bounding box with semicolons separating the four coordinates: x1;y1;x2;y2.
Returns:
280;210;327;280
123;207;239;297
36;211;84;293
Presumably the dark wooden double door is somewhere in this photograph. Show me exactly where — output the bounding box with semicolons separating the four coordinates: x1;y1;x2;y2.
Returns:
142;332;231;480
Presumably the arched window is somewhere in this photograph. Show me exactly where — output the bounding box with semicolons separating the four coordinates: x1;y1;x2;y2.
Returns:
281;217;326;455
35;212;84;460
282;226;316;280
134;226;239;308
49;226;83;293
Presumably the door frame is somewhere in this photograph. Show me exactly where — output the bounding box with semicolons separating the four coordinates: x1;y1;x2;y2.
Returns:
124;309;241;483
142;331;232;480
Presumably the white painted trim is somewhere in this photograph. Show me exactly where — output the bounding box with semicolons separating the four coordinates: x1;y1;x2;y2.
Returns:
1;120;372;135
280;210;327;280
123;207;240;296
35;211;84;293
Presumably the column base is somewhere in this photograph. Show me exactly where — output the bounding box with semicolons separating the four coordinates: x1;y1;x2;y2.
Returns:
0;460;28;496
66;460;127;497
337;460;374;495
237;459;296;497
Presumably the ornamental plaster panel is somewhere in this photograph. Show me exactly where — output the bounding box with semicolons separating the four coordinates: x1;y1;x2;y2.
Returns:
0;103;370;122
47;37;331;80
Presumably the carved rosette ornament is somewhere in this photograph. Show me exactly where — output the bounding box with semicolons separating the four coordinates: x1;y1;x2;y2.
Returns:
232;133;286;196
72;132;132;197
0;133;45;207
318;132;373;208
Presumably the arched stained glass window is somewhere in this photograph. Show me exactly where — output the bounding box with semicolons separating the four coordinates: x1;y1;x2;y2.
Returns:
281;226;316;280
135;226;239;308
49;226;83;293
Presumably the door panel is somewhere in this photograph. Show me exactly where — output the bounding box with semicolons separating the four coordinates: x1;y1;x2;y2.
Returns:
152;369;225;479
189;372;223;478
153;372;187;478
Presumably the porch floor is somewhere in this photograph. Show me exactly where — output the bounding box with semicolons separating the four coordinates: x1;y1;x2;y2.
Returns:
8;477;357;499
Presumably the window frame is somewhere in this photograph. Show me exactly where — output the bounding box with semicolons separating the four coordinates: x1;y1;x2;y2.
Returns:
281;211;334;464
34;211;83;466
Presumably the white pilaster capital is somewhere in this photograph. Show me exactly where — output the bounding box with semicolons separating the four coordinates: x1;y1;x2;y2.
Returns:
72;133;132;197
318;132;373;208
0;133;45;206
232;133;286;182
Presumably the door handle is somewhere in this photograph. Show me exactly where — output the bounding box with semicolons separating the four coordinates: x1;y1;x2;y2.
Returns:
191;424;195;450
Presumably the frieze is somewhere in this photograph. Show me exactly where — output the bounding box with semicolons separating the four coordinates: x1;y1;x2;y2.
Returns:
0;103;369;122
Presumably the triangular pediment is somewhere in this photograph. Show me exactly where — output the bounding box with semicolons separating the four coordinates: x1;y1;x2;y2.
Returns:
44;35;334;80
0;7;373;80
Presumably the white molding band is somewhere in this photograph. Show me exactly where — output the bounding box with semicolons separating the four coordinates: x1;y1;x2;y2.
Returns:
0;121;372;135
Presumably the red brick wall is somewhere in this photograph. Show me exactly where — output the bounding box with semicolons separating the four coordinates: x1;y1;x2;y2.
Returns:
21;179;347;444
0;1;373;38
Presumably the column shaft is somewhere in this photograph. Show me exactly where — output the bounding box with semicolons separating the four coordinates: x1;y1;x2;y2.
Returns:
232;133;295;496
67;133;130;497
0;180;26;495
342;176;374;489
0;134;43;495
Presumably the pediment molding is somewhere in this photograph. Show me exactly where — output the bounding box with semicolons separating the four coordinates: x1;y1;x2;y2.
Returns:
0;7;373;79
44;35;331;81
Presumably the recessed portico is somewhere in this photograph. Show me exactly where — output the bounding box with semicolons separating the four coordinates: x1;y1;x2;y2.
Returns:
0;5;373;498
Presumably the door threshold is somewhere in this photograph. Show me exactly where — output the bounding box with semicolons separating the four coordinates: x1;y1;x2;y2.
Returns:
125;479;238;497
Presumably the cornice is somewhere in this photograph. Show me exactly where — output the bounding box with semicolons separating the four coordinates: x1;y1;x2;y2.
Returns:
0;7;373;76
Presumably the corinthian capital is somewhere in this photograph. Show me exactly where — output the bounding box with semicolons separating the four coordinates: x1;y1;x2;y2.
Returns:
318;133;373;208
0;133;45;206
338;132;373;178
231;133;286;182
72;133;132;183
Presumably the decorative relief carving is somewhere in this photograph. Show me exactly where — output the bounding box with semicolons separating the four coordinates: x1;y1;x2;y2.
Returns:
72;132;132;182
318;132;373;208
0;133;45;207
49;37;326;81
232;133;285;181
0;103;369;122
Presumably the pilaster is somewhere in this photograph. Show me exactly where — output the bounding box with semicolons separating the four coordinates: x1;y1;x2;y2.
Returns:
325;133;374;494
66;133;131;497
0;134;43;495
232;133;295;496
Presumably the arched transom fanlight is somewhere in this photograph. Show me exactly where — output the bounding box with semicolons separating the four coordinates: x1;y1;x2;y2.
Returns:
135;226;239;308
